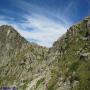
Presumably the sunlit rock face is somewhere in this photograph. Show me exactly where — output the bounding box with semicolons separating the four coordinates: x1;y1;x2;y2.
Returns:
0;17;90;90
0;25;27;66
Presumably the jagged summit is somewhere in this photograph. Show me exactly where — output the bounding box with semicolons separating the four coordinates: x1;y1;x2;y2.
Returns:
0;25;29;67
53;16;90;47
0;25;27;42
0;25;29;51
85;16;90;20
0;25;19;36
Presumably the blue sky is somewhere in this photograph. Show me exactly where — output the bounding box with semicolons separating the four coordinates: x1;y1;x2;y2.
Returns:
0;0;90;47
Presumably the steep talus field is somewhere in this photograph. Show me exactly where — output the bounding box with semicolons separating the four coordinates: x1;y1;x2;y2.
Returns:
0;17;90;90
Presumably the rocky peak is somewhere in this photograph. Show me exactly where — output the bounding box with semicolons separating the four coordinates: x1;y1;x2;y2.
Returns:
0;25;19;37
0;25;29;67
0;25;28;49
85;16;90;20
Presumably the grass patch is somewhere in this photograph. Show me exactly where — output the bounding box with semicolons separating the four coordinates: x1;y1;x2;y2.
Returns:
36;78;44;89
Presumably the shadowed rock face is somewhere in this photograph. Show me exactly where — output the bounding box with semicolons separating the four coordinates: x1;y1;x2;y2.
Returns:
0;17;90;90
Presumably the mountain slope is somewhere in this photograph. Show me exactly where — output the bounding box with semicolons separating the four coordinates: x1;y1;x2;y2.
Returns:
46;17;90;90
0;17;90;90
0;25;28;66
0;25;48;90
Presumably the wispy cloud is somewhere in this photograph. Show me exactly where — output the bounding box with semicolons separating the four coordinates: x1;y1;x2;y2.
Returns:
18;15;67;47
0;0;71;47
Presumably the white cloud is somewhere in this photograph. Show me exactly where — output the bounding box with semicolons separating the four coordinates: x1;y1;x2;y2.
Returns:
12;14;67;47
0;14;67;47
0;0;70;47
21;15;67;47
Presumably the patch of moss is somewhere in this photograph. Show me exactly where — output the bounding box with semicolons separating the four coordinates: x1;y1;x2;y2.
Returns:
36;78;44;89
21;80;30;90
69;61;79;72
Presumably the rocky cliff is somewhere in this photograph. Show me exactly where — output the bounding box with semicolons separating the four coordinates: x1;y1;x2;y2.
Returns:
0;17;90;90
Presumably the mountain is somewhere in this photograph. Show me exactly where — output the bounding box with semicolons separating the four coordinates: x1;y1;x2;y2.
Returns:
0;17;90;90
0;25;48;90
46;17;90;90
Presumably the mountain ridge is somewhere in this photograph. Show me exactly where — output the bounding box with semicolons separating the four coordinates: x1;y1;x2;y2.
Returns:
0;17;90;90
